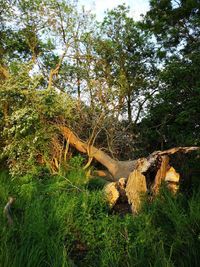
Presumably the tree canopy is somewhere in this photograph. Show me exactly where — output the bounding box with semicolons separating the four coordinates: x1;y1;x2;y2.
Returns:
0;0;199;177
0;1;200;266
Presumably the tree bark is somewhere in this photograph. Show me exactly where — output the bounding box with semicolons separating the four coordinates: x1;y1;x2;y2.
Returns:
127;93;132;123
58;125;200;214
59;125;200;180
126;170;147;213
152;155;169;194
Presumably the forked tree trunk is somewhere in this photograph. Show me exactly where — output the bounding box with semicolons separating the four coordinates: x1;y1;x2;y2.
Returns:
59;125;199;213
59;125;199;180
60;125;137;179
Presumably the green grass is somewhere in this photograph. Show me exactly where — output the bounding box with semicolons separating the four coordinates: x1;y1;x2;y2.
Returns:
0;169;200;267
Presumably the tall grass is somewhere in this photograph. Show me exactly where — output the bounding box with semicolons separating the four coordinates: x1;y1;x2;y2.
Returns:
0;169;199;267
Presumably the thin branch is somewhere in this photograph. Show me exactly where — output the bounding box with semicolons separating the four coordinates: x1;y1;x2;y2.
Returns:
47;44;70;90
134;89;159;124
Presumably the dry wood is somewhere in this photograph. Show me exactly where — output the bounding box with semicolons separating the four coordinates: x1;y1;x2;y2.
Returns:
3;197;15;226
93;170;115;182
104;178;127;207
152;146;200;156
125;170;147;214
165;167;180;194
59;125;137;179
47;45;70;90
152;156;170;194
59;125;200;182
104;182;120;207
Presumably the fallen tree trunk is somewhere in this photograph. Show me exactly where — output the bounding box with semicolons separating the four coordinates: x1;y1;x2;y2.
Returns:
59;125;199;214
59;125;137;180
105;158;181;214
59;125;199;180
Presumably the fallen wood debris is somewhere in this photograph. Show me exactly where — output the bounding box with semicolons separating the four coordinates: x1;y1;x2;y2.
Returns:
59;126;199;214
3;197;15;226
125;170;147;213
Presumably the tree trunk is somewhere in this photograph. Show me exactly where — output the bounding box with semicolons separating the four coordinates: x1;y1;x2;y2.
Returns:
127;93;132;123
125;170;147;213
58;125;199;214
59;125;199;180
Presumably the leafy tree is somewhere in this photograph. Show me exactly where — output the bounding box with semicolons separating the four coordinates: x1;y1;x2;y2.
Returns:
0;0;199;176
138;0;200;151
93;5;157;125
0;62;76;175
145;0;200;55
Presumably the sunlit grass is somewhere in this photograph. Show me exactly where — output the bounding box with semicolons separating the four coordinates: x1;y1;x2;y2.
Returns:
0;170;199;267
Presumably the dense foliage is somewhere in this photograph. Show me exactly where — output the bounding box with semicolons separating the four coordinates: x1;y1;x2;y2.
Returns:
0;0;200;266
139;0;200;152
1;0;200;170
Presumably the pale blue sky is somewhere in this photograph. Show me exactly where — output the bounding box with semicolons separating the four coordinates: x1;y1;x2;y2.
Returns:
78;0;150;21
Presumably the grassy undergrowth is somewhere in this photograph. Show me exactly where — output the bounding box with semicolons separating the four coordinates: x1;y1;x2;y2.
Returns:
0;169;200;267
